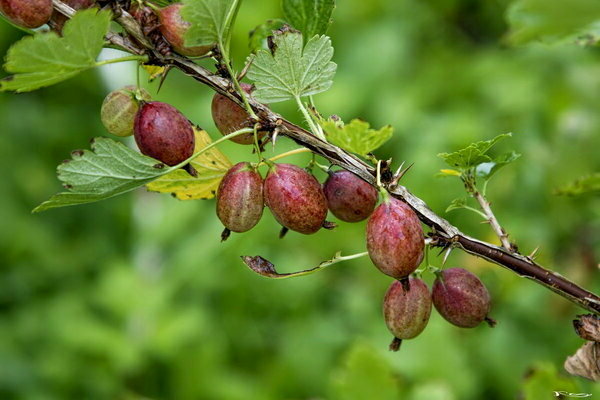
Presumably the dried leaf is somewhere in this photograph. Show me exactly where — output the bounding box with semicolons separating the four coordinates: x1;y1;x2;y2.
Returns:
574;314;600;342
564;341;600;381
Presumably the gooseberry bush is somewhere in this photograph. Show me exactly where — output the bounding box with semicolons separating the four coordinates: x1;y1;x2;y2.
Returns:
1;0;599;381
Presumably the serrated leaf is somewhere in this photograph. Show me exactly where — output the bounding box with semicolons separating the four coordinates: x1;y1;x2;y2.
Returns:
33;138;177;212
247;30;337;103
248;19;286;52
282;0;335;40
1;9;112;93
555;173;600;196
146;128;232;200
507;0;600;45
320;118;392;156
476;151;521;180
437;133;512;171
182;0;239;48
445;198;467;213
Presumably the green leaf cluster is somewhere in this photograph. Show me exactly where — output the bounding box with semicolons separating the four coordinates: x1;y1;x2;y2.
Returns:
438;133;520;180
320;118;393;156
1;9;112;93
247;30;337;103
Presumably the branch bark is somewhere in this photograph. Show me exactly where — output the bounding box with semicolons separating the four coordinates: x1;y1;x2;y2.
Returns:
53;1;600;315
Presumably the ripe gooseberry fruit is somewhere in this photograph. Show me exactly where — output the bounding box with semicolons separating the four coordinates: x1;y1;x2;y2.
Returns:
383;277;432;351
366;197;424;279
134;101;195;166
50;0;95;33
432;267;494;328
101;86;151;137
0;0;53;28
323;170;378;222
217;162;264;238
263;163;328;234
158;3;214;57
211;83;267;145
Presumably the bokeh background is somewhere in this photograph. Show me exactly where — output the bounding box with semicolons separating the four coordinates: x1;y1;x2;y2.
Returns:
1;0;600;399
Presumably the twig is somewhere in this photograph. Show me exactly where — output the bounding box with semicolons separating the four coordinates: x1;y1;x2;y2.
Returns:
50;0;600;315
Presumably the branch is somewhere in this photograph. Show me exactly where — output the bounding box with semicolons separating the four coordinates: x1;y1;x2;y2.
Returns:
52;1;600;315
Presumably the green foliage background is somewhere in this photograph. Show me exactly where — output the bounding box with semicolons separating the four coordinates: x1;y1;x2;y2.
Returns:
1;0;599;398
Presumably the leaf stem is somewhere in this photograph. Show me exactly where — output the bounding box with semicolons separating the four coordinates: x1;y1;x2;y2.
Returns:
171;128;255;171
95;55;148;67
295;96;326;141
267;147;311;162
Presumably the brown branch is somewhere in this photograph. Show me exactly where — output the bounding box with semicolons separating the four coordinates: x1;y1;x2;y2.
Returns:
52;1;600;314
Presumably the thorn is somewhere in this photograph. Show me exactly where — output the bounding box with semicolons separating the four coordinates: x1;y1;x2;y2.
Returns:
442;247;452;266
156;65;172;93
391;162;414;186
528;246;540;260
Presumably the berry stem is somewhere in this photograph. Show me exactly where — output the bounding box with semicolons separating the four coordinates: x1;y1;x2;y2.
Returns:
95;55;149;67
295;96;326;141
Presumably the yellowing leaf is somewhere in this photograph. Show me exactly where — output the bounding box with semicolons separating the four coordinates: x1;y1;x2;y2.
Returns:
439;169;461;177
142;64;167;81
146;128;232;200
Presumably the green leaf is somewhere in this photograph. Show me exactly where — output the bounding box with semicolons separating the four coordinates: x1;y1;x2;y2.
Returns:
247;30;337;103
248;19;286;52
555;173;600;196
476;151;521;180
1;9;112;93
445;198;467;213
320;118;393;156
33;138;181;213
437;133;512;171
182;0;239;48
506;0;600;45
282;0;335;40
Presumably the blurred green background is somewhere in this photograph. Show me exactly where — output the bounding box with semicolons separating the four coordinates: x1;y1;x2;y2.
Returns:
1;0;600;399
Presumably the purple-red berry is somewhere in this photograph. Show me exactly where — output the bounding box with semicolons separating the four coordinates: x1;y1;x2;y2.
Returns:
366;197;424;279
323;170;378;222
0;0;53;28
217;162;264;233
263;163;328;234
432;268;492;328
383;277;432;351
134;101;195;166
211;83;267;145
101;86;151;137
158;3;213;57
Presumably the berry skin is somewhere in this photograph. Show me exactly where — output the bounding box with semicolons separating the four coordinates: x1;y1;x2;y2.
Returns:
383;277;432;351
50;0;95;33
263;163;328;234
366;197;424;279
134;101;195;166
432;268;492;328
0;0;53;28
217;162;264;233
158;3;213;57
211;83;267;145
101;86;151;137
323;170;378;222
